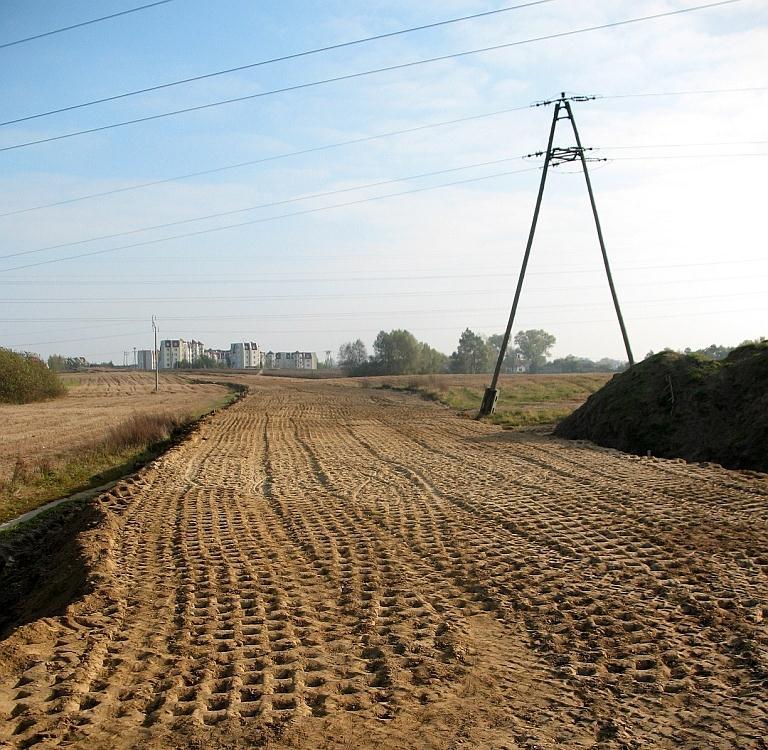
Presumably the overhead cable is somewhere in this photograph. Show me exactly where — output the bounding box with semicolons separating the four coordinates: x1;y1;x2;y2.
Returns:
0;105;531;218
0;1;555;125
1;290;763;305
0;1;174;50
0;0;745;152
2;129;763;219
0;155;531;261
2;148;766;265
0;166;542;273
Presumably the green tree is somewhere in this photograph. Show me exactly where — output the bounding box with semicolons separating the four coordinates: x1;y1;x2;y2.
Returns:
419;342;448;374
450;328;494;374
373;329;422;375
513;329;556;373
487;334;523;373
338;339;368;374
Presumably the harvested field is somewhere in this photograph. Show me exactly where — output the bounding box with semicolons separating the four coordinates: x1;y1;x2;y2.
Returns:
0;378;766;749
0;371;230;483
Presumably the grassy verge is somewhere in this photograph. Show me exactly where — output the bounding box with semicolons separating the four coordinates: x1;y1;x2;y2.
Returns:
0;383;246;526
375;373;611;428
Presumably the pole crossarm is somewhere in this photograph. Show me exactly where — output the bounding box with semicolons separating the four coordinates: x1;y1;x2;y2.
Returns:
478;93;634;418
532;91;597;107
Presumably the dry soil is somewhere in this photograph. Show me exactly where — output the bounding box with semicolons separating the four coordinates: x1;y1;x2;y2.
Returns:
1;378;766;749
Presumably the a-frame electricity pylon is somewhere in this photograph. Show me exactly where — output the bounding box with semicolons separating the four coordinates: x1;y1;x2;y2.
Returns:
479;92;634;417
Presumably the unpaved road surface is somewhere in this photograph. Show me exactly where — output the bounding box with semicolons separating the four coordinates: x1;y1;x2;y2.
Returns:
1;379;766;749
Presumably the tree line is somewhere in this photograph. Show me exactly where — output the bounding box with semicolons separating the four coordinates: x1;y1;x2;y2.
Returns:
337;328;621;376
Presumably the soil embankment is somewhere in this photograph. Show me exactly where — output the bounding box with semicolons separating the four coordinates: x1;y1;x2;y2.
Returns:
555;343;768;472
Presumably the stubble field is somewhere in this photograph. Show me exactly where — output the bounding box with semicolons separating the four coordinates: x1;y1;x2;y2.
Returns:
0;376;766;749
0;371;230;480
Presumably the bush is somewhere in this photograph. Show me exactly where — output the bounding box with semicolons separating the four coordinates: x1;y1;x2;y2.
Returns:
0;348;66;404
101;412;186;453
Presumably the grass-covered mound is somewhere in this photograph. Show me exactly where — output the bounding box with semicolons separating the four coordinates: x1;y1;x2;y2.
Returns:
554;342;768;472
0;348;66;403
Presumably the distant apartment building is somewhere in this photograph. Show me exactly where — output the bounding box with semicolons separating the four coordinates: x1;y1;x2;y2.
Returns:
137;349;156;371
229;342;264;369
266;351;318;370
205;348;230;367
159;339;186;369
158;338;207;369
188;339;204;362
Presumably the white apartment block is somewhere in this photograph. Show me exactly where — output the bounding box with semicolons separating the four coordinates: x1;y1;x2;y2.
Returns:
266;351;318;370
136;349;156;371
159;339;187;369
159;338;207;369
229;342;264;369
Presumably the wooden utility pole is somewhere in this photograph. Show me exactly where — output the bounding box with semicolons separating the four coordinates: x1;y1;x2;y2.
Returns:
152;315;159;392
479;93;634;417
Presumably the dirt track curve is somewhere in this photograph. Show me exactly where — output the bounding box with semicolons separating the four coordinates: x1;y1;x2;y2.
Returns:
1;379;767;749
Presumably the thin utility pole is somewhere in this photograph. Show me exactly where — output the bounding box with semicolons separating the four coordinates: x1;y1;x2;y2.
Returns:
479;98;560;417
479;92;634;417
152;315;159;392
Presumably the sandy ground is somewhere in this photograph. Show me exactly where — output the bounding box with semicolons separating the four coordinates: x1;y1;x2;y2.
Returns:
0;371;230;480
0;378;766;749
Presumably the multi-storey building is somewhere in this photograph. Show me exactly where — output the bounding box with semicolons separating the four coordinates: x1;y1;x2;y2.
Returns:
159;339;188;369
229;342;264;369
188;340;205;363
136;349;156;371
265;351;318;370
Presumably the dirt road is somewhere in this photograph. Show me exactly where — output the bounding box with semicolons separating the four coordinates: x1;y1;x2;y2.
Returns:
1;379;766;749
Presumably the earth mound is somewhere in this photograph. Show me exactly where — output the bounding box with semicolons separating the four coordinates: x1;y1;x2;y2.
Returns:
554;342;768;472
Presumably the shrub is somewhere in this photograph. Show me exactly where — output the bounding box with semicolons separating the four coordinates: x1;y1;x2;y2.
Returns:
0;348;66;404
101;412;186;454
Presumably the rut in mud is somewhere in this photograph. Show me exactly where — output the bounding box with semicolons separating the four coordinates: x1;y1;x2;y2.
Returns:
1;379;766;749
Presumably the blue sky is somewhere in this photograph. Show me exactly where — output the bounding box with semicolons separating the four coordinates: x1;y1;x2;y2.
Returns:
0;0;766;363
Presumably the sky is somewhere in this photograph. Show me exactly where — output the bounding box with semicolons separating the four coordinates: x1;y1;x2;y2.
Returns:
0;0;766;365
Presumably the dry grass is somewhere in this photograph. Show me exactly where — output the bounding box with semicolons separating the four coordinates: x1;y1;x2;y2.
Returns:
0;372;243;525
0;411;193;525
367;372;612;427
0;371;232;483
101;412;185;453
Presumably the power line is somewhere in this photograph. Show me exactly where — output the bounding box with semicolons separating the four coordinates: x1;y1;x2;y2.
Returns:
5;331;147;347
600;86;768;101
0;0;745;153
0;154;532;261
0;1;174;50
0;105;531;218
3;293;765;334
1;290;763;305
2;146;766;267
0;165;542;273
3;256;764;284
6;306;765;349
608;152;768;162
0;1;555;126
598;139;768;151
1;272;765;289
1;129;762;220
